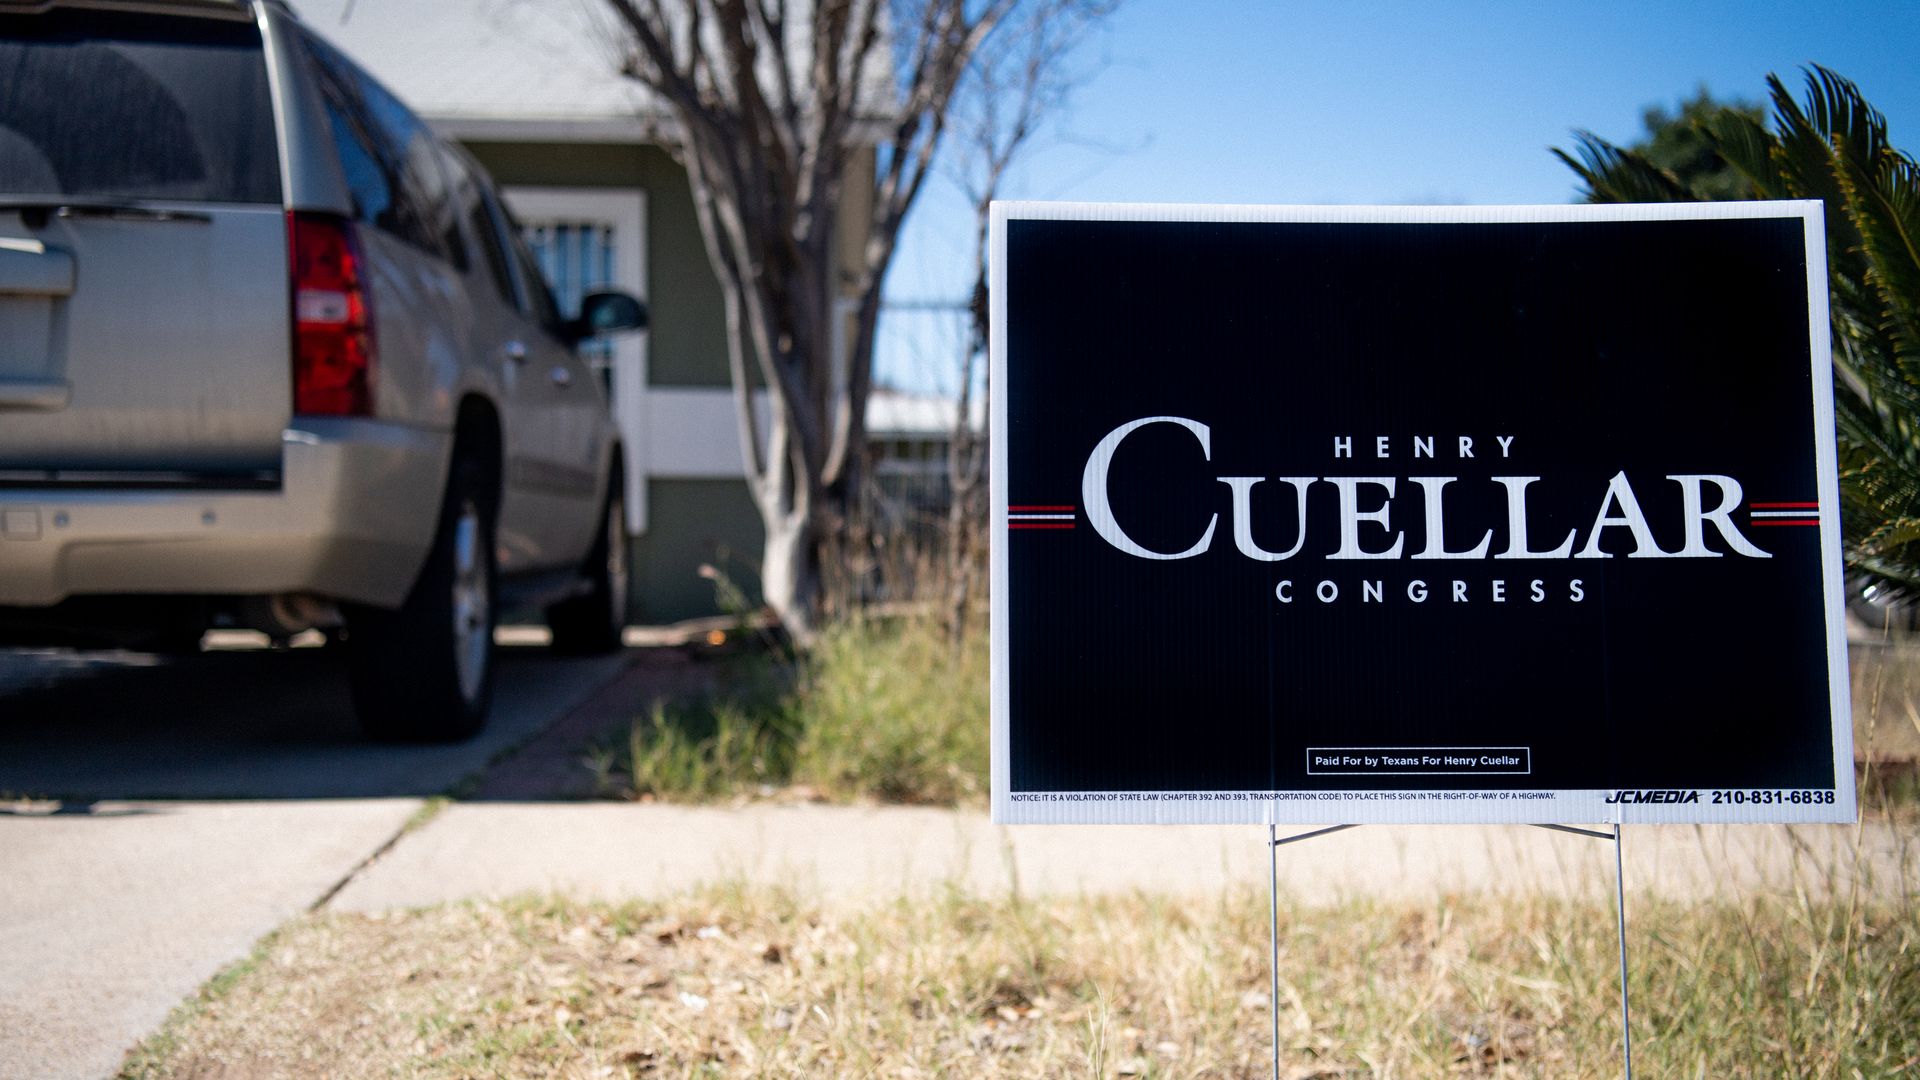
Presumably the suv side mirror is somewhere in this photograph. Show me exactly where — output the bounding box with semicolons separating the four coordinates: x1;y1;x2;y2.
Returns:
570;290;648;343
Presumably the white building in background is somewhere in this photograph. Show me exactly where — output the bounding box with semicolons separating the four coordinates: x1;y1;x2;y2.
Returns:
865;389;988;530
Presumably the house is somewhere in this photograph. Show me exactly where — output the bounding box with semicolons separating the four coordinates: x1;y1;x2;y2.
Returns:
865;388;987;533
293;0;877;622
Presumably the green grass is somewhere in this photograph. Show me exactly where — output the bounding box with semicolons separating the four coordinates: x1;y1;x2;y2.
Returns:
604;614;989;805
597;649;794;801
625;694;795;801
788;616;988;805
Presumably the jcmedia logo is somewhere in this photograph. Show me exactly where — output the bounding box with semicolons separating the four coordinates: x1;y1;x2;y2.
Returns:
1011;416;1821;605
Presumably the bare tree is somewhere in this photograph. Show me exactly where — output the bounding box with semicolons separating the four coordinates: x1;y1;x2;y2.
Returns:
942;0;1114;643
600;0;1110;641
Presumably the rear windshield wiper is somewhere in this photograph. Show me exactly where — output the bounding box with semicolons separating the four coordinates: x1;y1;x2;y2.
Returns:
0;199;212;226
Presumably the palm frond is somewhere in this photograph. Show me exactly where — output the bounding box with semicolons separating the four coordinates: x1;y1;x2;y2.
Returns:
1698;108;1787;199
1562;68;1920;597
1551;131;1694;203
1830;141;1920;376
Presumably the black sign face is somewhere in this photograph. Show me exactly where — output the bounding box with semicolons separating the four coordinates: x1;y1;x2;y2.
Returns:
989;203;1854;825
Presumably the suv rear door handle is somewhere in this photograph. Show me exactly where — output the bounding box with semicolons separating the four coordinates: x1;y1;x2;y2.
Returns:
548;365;573;389
503;340;528;364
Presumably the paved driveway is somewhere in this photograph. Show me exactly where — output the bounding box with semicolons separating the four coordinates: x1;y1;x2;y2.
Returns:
0;641;634;1080
0;642;627;800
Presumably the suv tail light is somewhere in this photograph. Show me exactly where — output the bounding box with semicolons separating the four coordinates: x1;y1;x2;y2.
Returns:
289;212;375;416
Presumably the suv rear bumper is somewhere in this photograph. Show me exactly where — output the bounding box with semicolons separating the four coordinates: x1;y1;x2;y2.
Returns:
0;419;449;609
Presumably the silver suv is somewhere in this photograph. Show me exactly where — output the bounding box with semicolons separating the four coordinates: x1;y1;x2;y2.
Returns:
0;0;646;740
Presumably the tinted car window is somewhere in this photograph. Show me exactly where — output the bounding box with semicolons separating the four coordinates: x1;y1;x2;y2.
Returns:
432;144;499;281
301;33;454;263
423;146;468;273
447;151;520;308
0;11;280;202
505;213;566;336
309;61;394;226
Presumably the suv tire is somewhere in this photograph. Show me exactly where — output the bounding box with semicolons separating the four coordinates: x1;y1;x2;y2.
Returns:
547;471;628;655
346;455;496;741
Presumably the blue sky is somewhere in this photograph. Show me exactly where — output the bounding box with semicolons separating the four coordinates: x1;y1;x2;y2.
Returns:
876;0;1920;392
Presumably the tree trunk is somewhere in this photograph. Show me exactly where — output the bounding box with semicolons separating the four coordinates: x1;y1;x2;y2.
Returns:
597;0;1064;644
759;506;819;644
945;371;984;648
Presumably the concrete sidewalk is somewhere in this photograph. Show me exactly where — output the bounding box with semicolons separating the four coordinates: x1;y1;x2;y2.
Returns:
329;802;1918;912
0;799;420;1080
0;643;636;1080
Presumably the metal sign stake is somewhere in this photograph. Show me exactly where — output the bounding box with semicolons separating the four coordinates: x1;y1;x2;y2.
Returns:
1612;823;1635;1079
1531;823;1635;1078
1266;823;1635;1080
1266;824;1359;1079
1268;824;1278;1080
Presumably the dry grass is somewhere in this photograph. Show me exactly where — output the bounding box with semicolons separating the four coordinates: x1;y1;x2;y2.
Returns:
123;876;1919;1079
1850;637;1920;816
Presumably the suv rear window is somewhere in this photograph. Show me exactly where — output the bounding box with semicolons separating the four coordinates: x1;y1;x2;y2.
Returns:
300;31;463;264
0;11;281;204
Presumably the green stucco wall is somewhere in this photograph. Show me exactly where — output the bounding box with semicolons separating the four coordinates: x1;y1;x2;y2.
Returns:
631;479;766;623
460;141;731;388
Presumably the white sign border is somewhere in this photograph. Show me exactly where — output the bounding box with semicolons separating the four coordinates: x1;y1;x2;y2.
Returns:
989;199;1856;826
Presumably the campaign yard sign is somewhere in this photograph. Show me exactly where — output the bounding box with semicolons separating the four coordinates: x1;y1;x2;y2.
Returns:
989;201;1855;826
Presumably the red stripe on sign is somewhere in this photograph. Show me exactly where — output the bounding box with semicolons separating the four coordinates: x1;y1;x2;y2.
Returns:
1751;502;1819;508
1009;522;1076;530
1009;505;1075;511
1749;519;1821;527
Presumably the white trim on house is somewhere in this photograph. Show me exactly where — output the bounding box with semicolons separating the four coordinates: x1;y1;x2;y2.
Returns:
502;185;650;533
643;388;981;482
429;113;892;148
645;388;771;480
433;116;682;145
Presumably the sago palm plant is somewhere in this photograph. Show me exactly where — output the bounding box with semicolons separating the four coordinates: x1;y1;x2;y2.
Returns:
1558;67;1920;600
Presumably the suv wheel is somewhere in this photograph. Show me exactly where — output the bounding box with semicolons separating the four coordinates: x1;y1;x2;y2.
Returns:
547;474;628;654
346;456;496;741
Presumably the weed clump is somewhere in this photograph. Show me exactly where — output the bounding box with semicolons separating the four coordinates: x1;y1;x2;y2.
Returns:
789;616;988;804
607;613;988;806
